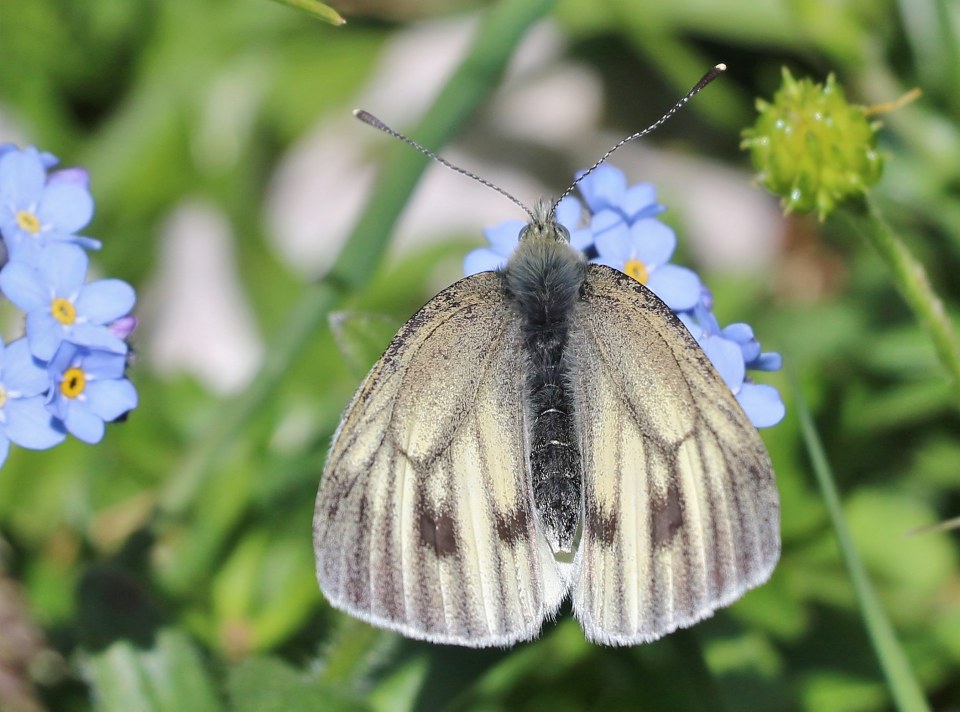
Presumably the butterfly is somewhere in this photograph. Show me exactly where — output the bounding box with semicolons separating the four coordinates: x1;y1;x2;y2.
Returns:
312;64;779;647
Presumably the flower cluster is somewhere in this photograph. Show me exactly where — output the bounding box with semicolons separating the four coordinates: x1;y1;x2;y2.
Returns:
465;164;785;428
741;68;883;220
0;146;137;467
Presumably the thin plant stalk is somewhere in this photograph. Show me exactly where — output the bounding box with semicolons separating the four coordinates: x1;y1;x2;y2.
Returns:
794;375;931;712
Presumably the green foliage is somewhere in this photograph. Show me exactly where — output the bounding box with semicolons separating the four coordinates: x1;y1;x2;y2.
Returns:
1;0;959;710
80;629;222;712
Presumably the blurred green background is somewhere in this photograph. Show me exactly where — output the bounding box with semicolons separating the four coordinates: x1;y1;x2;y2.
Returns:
1;0;959;710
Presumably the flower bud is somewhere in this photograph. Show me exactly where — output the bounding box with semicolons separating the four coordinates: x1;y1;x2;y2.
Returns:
742;68;883;219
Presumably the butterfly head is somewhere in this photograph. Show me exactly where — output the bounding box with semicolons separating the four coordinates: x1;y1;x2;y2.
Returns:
518;200;571;246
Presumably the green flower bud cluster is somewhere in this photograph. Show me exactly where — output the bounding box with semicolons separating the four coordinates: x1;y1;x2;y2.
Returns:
742;68;883;220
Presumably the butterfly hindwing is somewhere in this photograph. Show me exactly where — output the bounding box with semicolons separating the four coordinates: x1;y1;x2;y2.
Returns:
568;265;779;645
313;271;565;647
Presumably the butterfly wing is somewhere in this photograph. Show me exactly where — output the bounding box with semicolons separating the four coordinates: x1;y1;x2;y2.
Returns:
314;271;566;647
569;265;779;645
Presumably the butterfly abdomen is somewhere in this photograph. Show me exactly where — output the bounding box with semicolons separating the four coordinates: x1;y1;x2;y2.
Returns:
503;236;586;554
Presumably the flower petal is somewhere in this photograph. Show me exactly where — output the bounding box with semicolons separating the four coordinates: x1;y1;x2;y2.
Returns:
677;311;703;341
36;182;94;233
25;310;64;362
464;247;507;276
554;195;583;231
592;220;631;265
482;220;523;253
75;279;136;324
569;227;593;252
2;338;50;395
722;322;754;343
39;243;88;295
576;164;626;213
629;219;676;267
646;264;702;311
692;300;720;335
588;209;626;242
66;323;128;354
6;237;43;265
720;323;760;362
0;149;46;206
78;349;127;380
737;382;786;428
63;402;105;444
751;352;783;371
0;436;9;469
3;396;66;449
621;182;665;220
109;316;138;340
47;167;89;189
701;335;746;392
48;342;80;374
0;261;48;311
85;378;138;421
47;391;69;422
62;235;102;251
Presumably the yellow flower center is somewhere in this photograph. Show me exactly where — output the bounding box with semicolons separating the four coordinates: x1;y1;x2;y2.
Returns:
52;297;76;325
15;210;41;234
0;386;7;409
623;257;649;284
60;367;86;399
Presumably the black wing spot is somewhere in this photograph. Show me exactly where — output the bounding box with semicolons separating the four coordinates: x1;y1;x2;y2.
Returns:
586;504;619;547
651;478;684;549
418;507;459;558
495;506;530;547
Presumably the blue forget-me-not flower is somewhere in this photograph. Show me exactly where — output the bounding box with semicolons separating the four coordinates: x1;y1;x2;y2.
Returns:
0;147;101;264
0;144;137;466
679;291;785;427
47;343;137;445
0;337;66;468
0;243;135;361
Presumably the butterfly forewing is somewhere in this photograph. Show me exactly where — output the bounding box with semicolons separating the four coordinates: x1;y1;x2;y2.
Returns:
314;272;565;646
569;265;779;645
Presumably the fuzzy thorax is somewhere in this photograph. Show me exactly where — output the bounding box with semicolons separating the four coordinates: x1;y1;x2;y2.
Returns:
505;204;584;322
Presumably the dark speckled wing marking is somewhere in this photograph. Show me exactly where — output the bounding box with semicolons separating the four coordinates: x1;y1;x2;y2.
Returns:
313;272;567;647
569;265;779;645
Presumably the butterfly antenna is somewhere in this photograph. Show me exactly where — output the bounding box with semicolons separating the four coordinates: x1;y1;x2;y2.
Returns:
353;109;537;223
553;63;727;211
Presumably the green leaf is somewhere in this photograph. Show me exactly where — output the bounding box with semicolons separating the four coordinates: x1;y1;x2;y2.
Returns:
81;628;221;712
803;672;887;712
844;489;956;626
210;527;320;656
227;656;369;712
269;0;346;25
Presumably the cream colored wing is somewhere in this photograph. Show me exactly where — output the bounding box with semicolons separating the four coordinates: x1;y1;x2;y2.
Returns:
313;271;566;647
569;265;779;645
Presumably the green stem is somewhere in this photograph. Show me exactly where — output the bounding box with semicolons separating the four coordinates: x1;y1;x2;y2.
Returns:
157;0;557;517
793;375;930;712
840;198;960;406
